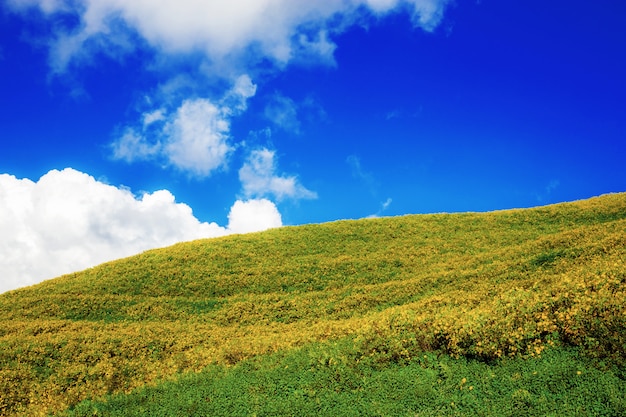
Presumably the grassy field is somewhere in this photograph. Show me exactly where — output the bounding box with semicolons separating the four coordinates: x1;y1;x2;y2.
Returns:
0;193;624;416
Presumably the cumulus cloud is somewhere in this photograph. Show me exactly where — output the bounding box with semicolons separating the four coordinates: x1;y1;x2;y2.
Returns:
0;168;281;293
227;199;282;234
7;0;451;72
111;75;256;177
239;148;317;201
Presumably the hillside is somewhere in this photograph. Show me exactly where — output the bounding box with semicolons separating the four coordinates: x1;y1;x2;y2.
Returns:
0;193;625;416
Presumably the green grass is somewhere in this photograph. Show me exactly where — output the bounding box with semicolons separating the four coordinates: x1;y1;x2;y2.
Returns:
65;343;626;417
0;192;624;416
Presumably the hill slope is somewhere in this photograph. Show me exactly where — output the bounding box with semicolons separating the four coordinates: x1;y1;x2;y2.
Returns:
0;193;625;415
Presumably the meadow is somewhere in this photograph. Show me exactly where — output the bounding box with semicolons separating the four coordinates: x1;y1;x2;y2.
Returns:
0;193;624;416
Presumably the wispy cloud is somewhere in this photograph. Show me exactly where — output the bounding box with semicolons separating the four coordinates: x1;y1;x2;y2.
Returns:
385;109;401;120
0;168;282;293
347;154;379;193
264;93;301;134
366;197;393;218
535;179;561;202
263;93;330;135
239;148;317;201
545;179;560;194
381;197;393;211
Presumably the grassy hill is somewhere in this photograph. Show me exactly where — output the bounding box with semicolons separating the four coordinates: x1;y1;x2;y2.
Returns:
0;193;625;416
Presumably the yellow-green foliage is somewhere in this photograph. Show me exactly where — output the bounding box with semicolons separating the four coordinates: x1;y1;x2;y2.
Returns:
0;193;624;416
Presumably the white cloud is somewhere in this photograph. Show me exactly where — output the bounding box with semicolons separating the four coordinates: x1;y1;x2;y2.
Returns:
0;168;282;294
223;74;258;113
111;75;256;177
162;98;233;176
239;148;317;201
8;0;451;73
227;199;282;234
111;129;160;162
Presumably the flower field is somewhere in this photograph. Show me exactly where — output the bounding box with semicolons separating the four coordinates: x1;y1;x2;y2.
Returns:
0;193;624;416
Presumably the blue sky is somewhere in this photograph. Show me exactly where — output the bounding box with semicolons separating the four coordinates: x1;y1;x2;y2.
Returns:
1;0;625;292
